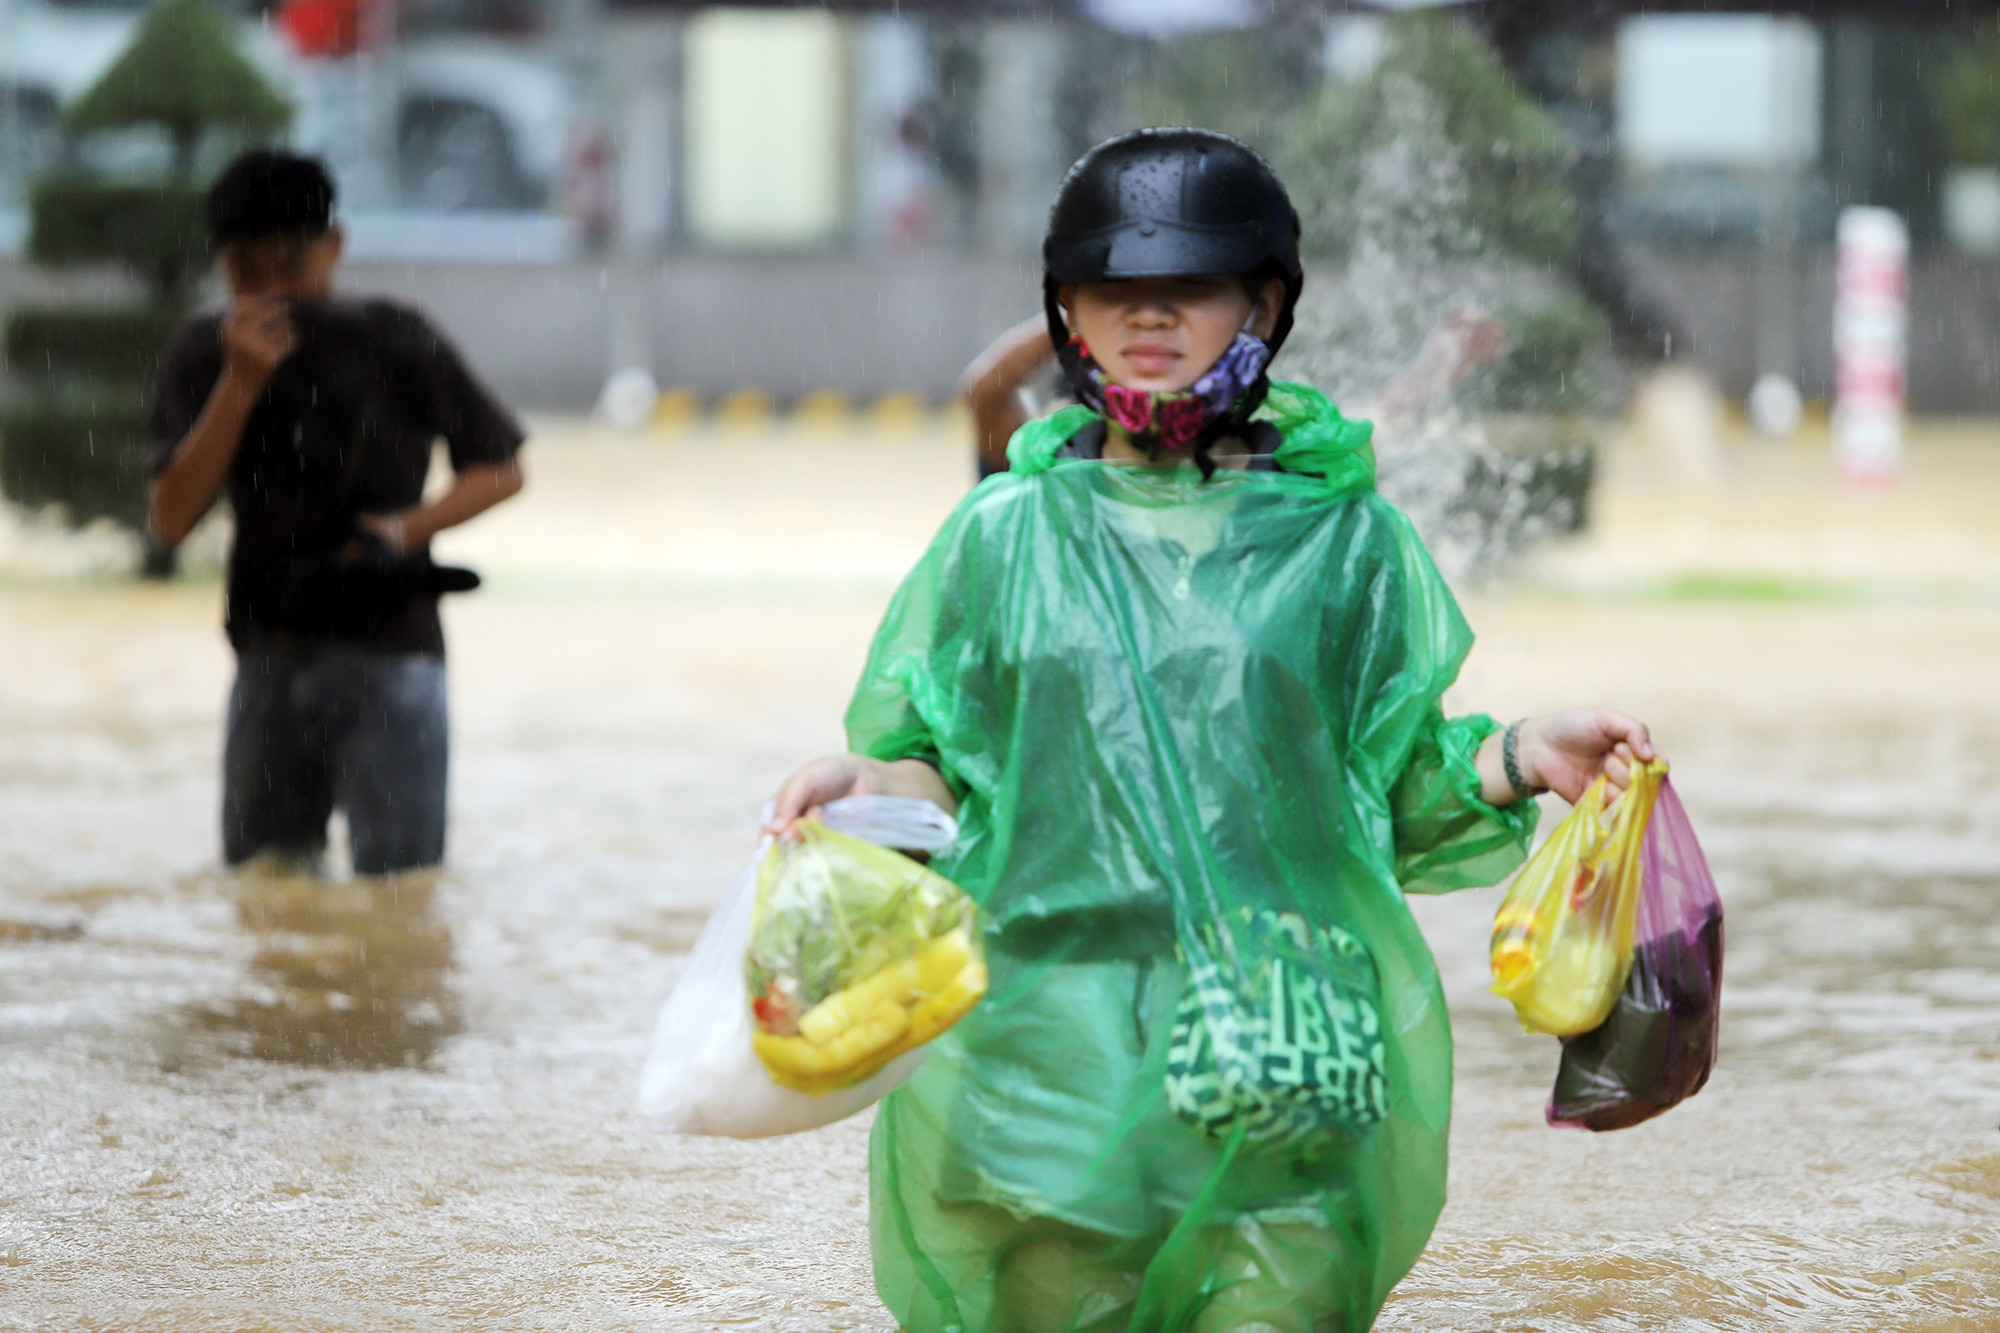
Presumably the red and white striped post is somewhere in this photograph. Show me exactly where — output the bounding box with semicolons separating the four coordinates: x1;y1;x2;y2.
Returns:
1832;206;1908;485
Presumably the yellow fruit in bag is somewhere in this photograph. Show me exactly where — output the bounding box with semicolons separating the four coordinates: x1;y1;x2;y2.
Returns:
1490;758;1666;1036
746;824;988;1095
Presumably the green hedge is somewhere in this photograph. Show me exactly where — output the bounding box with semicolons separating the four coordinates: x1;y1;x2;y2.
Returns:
4;305;182;383
0;396;152;530
1275;12;1576;266
1941;35;2000;166
1470;298;1610;415
27;177;209;295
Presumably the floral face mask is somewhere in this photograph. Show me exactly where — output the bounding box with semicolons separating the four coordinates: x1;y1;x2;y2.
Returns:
1055;329;1273;455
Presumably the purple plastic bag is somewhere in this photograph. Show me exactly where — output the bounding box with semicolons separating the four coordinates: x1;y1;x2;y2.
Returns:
1548;776;1724;1131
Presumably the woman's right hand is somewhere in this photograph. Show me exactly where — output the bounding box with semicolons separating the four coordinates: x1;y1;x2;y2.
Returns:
765;754;876;837
764;753;959;838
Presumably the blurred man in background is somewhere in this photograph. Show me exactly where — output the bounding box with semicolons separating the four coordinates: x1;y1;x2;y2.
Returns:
147;150;526;876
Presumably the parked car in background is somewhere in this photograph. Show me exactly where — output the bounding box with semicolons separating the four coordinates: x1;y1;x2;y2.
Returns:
391;36;573;209
0;0;583;212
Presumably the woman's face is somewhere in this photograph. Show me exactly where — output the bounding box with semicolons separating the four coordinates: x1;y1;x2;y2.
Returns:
1061;275;1283;393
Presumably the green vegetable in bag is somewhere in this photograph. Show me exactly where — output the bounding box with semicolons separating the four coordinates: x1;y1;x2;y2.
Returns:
745;822;986;1096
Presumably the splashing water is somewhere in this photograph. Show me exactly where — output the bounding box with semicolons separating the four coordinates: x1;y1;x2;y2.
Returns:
1271;16;1615;583
1288;256;1602;583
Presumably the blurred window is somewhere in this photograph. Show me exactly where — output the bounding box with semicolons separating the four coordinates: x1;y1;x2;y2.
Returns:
684;9;844;248
1083;0;1253;39
0;86;63;210
1618;16;1821;168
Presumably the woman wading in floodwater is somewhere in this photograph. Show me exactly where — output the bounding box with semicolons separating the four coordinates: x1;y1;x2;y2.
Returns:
768;129;1656;1333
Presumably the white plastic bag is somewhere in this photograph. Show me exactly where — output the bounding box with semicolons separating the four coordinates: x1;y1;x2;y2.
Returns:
637;796;959;1138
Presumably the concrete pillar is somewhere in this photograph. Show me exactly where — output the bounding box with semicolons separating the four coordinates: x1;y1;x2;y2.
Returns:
852;16;938;250
603;14;680;386
976;23;1069;254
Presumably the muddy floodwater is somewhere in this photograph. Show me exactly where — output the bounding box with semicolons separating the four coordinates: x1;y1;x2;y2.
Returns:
3;424;1999;1331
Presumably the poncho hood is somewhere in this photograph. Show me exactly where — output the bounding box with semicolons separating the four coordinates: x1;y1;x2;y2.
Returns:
1004;377;1377;496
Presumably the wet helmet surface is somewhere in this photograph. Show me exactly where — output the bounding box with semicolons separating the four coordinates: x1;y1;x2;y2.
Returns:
1043;127;1304;353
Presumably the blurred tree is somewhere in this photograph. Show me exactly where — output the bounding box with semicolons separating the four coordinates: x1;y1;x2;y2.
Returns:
66;0;292;174
1129;23;1323;154
1274;12;1575;267
1130;13;1593;405
1128;11;1612;576
0;0;289;575
1940;31;2000;166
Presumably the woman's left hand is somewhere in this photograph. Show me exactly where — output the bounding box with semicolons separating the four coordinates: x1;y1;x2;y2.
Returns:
1514;707;1657;804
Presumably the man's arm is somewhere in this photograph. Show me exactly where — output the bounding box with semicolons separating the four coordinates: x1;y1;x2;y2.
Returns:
959;315;1055;476
355;308;527;554
149;297;296;547
358;457;524;553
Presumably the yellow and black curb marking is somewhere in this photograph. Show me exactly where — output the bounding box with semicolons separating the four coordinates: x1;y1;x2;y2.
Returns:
640;388;964;434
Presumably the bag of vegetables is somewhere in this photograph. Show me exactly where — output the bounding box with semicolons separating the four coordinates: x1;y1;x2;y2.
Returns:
747;820;987;1095
638;796;968;1137
1489;758;1666;1036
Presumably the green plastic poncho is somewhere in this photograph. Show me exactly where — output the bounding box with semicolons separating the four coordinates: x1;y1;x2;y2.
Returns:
844;382;1537;1333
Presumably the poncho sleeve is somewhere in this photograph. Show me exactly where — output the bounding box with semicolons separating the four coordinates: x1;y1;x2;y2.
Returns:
1342;499;1537;895
845;543;952;785
844;482;1010;802
1392;710;1537;894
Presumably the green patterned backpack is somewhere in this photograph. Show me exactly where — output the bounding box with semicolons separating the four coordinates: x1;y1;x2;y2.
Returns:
1164;907;1388;1151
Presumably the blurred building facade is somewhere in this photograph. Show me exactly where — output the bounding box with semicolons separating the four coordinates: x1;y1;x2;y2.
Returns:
8;0;2000;411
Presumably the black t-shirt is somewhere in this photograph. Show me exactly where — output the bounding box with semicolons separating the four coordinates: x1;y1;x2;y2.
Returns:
149;297;524;656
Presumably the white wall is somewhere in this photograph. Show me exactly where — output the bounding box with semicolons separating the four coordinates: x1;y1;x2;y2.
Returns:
1618;16;1822;168
683;10;847;248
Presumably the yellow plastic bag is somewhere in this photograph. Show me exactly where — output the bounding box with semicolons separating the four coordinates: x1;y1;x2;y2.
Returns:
745;821;987;1095
1490;758;1667;1036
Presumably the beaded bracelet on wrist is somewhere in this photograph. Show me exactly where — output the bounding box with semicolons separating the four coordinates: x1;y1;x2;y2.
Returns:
1502;718;1546;802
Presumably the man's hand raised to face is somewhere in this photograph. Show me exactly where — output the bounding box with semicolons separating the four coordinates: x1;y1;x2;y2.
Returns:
221;295;299;388
151;297;303;547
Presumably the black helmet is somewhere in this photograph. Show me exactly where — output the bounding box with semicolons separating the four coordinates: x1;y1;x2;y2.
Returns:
1042;128;1304;355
